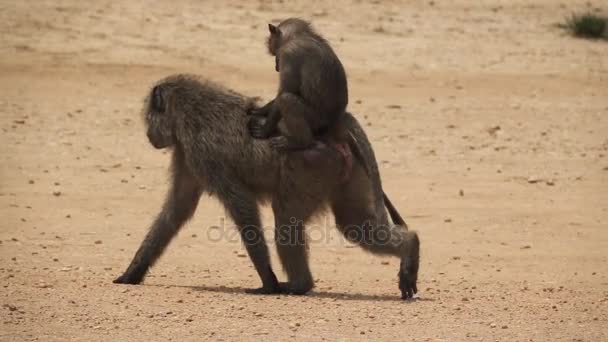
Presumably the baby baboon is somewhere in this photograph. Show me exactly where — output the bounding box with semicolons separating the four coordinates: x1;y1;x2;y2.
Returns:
113;74;420;299
248;18;348;151
249;18;407;228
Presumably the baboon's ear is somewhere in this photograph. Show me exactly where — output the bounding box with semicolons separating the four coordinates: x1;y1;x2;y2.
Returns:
152;85;164;112
268;23;278;35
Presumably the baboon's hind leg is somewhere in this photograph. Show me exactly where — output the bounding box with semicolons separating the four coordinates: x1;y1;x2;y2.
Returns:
219;185;281;295
330;167;419;299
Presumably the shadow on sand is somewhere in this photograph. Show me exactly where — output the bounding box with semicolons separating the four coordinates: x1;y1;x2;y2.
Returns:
143;283;433;303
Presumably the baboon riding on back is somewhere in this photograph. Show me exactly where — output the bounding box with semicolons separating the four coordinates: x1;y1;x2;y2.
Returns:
114;75;419;299
114;19;419;300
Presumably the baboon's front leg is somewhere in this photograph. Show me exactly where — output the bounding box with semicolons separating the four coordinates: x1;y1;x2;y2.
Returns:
114;171;202;285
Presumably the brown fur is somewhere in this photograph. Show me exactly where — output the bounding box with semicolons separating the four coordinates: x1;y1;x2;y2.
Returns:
249;18;348;151
113;74;420;299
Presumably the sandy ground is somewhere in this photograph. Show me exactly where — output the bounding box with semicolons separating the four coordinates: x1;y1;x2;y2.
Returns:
1;0;607;341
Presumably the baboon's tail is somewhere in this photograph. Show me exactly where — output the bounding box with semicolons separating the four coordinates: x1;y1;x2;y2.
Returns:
383;192;408;229
346;130;409;229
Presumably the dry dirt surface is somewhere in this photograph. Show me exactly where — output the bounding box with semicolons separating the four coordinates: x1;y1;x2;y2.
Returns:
1;0;607;341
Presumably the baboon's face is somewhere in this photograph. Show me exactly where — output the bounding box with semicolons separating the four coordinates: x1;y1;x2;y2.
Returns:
144;85;175;149
266;24;281;56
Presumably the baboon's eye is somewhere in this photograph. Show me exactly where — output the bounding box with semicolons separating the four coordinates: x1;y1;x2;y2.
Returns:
152;85;164;112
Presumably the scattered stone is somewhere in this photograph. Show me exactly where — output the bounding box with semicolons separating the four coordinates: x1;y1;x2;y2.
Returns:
4;304;18;312
501;325;508;329
444;218;452;223
52;191;62;196
28;180;35;184
487;126;501;136
521;245;531;249
237;253;247;258
527;176;541;184
490;323;497;328
94;240;103;245
381;261;390;265
459;189;464;196
545;180;555;186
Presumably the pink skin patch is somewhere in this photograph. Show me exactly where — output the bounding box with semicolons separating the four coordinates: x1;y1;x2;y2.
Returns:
299;141;353;182
330;141;353;182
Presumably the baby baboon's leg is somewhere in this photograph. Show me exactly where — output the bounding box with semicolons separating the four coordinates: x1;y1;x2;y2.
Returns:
272;92;325;150
330;167;420;299
114;171;202;285
219;185;280;294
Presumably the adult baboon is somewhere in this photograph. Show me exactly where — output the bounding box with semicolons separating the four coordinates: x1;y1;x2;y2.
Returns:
113;74;419;299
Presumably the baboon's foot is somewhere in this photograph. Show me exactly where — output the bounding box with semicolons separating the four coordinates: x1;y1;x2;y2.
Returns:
245;282;287;295
113;271;145;285
245;281;313;295
399;265;418;300
283;278;314;295
399;232;420;300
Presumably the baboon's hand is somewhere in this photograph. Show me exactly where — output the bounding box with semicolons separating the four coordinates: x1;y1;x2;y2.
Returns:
248;116;269;139
269;136;289;151
244;96;263;116
246;106;265;117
